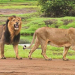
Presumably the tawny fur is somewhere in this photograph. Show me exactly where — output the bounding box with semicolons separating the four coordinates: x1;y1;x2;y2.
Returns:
25;27;75;60
0;16;22;59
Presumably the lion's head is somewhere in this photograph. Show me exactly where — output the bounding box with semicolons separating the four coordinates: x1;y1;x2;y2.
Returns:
5;15;22;41
7;15;22;31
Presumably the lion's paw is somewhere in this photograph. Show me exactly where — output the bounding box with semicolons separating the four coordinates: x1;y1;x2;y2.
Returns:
45;58;52;61
29;58;32;60
16;57;22;60
63;58;69;61
1;57;6;59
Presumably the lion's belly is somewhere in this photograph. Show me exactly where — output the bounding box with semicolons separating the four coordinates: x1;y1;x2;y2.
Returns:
48;36;71;47
49;42;71;47
48;32;71;47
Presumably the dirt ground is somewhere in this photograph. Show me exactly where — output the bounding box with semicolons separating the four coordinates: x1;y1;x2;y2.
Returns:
0;58;75;75
0;9;36;15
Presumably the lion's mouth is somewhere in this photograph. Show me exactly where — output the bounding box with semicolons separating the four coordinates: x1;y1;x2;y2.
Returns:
14;23;19;30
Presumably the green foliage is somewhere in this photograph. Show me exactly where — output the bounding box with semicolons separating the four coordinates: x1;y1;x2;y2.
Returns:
38;0;75;17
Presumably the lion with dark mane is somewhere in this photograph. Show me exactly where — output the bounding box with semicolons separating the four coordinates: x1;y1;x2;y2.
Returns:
0;15;22;59
23;27;75;61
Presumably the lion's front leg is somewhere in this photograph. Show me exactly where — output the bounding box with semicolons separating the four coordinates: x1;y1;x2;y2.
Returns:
63;47;70;61
0;43;6;59
13;44;22;59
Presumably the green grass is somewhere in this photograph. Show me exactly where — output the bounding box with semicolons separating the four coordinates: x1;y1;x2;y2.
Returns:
20;35;33;43
4;45;75;60
21;16;75;35
0;0;37;3
0;1;38;9
0;5;38;9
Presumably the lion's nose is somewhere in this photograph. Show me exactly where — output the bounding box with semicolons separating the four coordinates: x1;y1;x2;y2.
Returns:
16;22;18;25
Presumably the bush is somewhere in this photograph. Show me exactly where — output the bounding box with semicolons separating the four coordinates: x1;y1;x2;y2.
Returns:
38;0;75;17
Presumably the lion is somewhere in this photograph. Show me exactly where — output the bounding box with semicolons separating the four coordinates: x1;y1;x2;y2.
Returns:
23;27;75;61
0;15;22;59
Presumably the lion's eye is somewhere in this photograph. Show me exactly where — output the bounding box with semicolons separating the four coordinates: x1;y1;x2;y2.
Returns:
12;20;15;21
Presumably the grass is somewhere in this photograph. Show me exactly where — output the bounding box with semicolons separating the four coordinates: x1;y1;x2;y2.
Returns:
0;0;37;2
0;1;38;9
0;5;38;9
21;16;75;35
4;45;75;60
0;0;37;3
20;35;33;43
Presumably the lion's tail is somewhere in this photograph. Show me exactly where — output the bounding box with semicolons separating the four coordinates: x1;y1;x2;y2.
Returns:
23;32;36;49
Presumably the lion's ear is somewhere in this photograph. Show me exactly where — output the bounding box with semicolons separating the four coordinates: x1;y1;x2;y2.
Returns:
8;15;16;20
8;16;14;20
18;17;21;21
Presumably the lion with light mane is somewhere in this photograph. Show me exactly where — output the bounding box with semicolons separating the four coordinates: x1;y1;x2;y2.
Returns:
23;27;75;61
0;15;22;59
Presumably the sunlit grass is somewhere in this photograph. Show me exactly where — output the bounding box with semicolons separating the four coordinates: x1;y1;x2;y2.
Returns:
4;45;75;60
0;1;38;9
0;5;38;9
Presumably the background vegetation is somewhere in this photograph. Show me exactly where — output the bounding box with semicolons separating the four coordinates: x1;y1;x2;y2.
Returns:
0;0;37;2
38;0;75;17
0;0;75;59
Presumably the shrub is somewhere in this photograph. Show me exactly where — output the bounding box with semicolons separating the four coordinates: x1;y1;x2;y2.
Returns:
61;19;74;25
38;0;75;17
44;19;57;27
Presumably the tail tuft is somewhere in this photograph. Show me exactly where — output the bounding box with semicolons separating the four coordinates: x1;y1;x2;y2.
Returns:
23;45;26;50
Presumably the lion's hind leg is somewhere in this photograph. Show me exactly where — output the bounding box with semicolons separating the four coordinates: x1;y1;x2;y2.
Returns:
41;40;52;60
28;38;40;59
63;47;70;61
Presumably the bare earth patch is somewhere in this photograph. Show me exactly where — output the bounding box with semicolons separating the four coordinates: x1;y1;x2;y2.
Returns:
0;9;36;15
0;8;37;23
0;58;75;75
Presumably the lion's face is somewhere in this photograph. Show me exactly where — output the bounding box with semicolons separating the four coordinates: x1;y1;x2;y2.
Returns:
11;17;21;30
8;16;22;31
